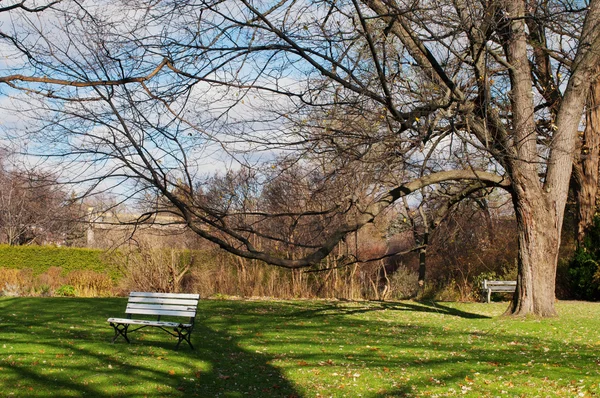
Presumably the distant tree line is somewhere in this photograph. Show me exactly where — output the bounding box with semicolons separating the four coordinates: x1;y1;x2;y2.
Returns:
0;155;85;246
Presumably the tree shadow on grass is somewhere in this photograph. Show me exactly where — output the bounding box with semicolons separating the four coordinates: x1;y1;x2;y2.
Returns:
388;300;492;319
214;300;598;397
283;299;490;320
0;297;300;397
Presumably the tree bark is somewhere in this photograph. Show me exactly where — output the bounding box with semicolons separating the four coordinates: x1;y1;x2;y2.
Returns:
508;193;559;316
573;69;600;245
501;0;557;316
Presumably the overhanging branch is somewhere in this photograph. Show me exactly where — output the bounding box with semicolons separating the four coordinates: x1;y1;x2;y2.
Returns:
183;169;510;269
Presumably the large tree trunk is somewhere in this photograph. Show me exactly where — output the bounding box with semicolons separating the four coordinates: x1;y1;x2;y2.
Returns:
503;0;560;316
508;190;559;316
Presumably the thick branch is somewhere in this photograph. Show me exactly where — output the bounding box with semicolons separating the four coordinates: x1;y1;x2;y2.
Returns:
0;58;170;88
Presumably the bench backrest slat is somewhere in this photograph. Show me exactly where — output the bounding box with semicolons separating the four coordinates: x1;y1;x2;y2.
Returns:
128;297;199;305
482;280;517;289
127;303;197;311
124;292;199;320
126;308;197;317
130;292;200;299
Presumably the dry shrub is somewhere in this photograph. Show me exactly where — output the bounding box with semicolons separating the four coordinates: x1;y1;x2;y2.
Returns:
0;266;113;297
66;270;113;297
432;280;463;301
0;268;21;296
189;251;295;298
0;268;35;296
189;251;405;301
388;266;419;300
37;266;65;289
2;283;20;297
188;251;339;299
18;268;35;294
111;239;196;293
188;261;222;298
0;268;20;287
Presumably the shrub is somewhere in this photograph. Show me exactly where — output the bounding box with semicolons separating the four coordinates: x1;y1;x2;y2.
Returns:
0;268;21;289
434;280;463;301
37;266;65;289
388;266;419;300
0;268;36;296
0;245;117;278
0;266;115;297
36;284;52;297
108;238;198;293
18;268;35;295
567;216;600;301
67;270;113;297
55;285;76;297
2;283;21;297
568;249;600;300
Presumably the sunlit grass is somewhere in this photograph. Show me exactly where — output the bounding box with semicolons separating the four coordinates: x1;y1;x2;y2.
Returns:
1;298;599;397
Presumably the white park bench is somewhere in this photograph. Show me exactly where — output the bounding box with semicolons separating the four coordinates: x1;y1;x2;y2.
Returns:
481;280;517;303
107;292;200;350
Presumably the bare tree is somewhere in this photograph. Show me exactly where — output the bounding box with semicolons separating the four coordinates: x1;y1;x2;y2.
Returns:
0;160;78;245
3;0;600;316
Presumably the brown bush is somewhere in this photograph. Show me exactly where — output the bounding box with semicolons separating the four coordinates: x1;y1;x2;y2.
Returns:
0;268;20;287
109;237;197;293
0;268;36;296
66;270;113;297
37;266;65;290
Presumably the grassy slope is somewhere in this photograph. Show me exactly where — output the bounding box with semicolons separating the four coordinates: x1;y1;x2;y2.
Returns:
0;298;599;397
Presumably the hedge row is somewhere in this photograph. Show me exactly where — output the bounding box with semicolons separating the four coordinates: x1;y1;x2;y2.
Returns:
0;245;120;279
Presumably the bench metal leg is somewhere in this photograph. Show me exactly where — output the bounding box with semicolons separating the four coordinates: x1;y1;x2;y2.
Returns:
174;326;194;350
110;323;130;344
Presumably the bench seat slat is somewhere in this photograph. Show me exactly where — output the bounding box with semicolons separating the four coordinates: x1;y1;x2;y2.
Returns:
125;308;196;317
130;292;200;299
108;317;192;328
128;297;199;305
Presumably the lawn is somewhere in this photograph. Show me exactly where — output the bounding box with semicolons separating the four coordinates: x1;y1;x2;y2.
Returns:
0;298;599;397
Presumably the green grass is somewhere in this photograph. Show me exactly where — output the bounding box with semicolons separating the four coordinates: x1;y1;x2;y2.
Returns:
1;299;599;397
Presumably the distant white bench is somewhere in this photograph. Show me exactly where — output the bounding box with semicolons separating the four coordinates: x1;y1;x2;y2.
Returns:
108;292;200;349
481;280;517;303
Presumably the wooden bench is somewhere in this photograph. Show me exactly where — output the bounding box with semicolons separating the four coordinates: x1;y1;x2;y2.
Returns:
481;280;517;303
107;292;200;349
